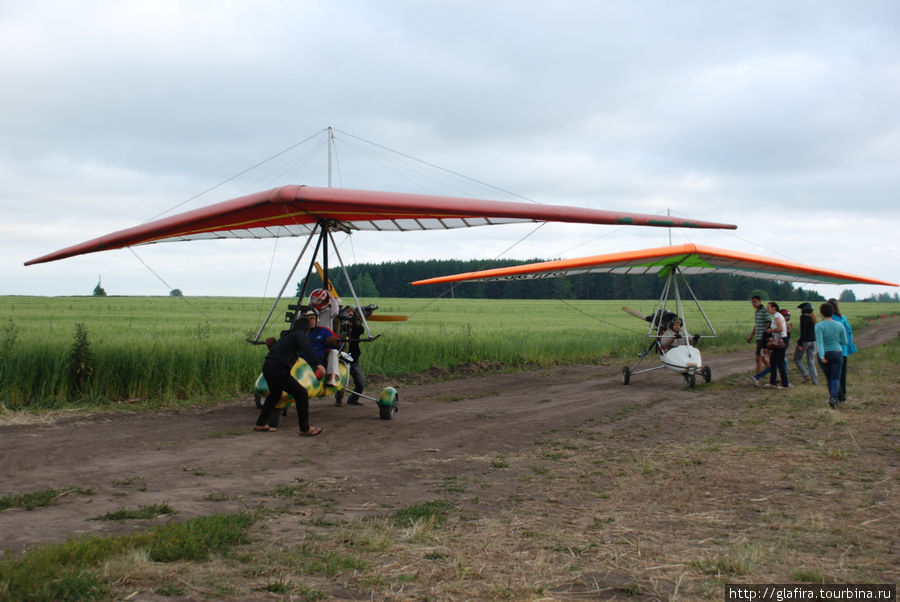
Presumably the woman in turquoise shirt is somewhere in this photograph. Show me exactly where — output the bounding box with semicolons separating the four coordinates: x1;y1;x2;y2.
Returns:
827;298;856;403
815;302;848;409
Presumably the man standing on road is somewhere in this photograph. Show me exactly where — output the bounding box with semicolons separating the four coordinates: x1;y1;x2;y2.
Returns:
334;305;369;407
747;295;770;378
255;306;326;436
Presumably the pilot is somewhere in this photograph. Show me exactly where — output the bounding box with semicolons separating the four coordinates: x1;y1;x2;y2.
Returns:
334;304;373;407
303;307;342;386
659;318;701;352
659;317;686;352
309;288;341;331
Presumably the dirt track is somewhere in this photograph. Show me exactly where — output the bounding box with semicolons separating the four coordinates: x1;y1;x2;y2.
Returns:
1;319;898;560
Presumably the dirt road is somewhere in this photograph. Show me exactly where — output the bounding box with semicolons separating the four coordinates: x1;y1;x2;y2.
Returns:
1;318;898;565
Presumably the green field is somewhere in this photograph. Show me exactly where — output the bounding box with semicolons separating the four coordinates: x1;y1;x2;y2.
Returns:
1;296;894;409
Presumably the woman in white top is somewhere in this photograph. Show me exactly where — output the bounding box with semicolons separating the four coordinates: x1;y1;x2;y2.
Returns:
764;302;791;388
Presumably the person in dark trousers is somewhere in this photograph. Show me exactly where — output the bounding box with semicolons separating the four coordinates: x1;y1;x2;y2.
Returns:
758;302;791;389
335;305;370;406
815;302;848;409
827;298;856;403
255;306;325;436
794;302;818;384
747;295;770;383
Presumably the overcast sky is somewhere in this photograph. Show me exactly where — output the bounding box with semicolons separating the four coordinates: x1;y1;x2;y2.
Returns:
3;0;898;300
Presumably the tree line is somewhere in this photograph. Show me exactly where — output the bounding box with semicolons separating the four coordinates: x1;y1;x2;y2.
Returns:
310;259;839;302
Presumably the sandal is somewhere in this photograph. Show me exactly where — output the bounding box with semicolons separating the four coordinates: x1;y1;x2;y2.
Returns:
254;425;277;432
299;426;323;437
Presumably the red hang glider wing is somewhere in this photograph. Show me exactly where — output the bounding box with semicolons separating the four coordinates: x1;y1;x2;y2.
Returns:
25;186;737;266
411;244;898;287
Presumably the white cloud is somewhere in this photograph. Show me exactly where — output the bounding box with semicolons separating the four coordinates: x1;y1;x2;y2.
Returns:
2;0;898;298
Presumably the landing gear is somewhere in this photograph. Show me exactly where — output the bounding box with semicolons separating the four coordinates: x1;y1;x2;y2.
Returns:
702;366;712;383
378;387;399;420
683;372;696;388
622;366;631;385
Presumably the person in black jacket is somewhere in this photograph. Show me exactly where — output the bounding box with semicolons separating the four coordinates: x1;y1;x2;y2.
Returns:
334;305;371;407
794;302;819;385
255;307;325;436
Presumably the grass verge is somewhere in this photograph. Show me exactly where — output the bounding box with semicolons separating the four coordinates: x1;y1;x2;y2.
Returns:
0;487;94;511
0;512;254;602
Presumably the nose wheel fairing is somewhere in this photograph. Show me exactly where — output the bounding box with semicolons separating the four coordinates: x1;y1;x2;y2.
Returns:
621;343;710;388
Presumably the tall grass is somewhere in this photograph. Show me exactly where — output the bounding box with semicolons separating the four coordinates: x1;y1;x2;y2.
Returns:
0;296;894;409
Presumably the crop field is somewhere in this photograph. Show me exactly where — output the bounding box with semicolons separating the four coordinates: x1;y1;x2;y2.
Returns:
0;299;898;600
0;295;895;409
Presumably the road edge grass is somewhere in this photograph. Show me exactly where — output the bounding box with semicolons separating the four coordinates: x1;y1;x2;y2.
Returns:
0;512;254;602
0;487;94;512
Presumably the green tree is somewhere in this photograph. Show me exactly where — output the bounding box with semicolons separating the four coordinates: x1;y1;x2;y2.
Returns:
551;277;574;299
170;289;183;297
839;289;856;302
354;272;379;297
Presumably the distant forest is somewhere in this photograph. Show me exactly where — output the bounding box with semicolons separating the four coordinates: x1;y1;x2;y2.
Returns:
310;259;834;302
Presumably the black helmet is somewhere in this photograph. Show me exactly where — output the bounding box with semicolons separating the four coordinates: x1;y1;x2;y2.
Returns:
797;302;814;313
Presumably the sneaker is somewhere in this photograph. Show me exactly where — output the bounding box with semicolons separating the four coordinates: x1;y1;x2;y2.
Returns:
762;383;775;389
347;399;364;406
751;377;761;387
775;385;787;390
828;398;837;409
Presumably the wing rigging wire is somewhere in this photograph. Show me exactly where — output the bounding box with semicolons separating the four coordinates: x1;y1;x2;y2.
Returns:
328;129;560;306
553;296;644;334
335;137;460;196
241;134;327;193
144;129;327;222
334;128;540;204
254;236;282;332
666;207;810;270
492;221;548;259
125;127;660;335
127;248;246;337
129;130;330;332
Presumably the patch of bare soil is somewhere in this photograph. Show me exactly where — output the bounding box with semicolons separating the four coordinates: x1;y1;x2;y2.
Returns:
1;319;898;600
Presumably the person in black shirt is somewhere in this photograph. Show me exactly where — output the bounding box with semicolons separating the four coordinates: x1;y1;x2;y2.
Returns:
334;305;371;406
255;307;325;436
794;302;819;385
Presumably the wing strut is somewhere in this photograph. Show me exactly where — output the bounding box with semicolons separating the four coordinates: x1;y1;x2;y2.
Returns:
249;220;379;343
326;228;375;339
248;223;321;344
645;267;715;340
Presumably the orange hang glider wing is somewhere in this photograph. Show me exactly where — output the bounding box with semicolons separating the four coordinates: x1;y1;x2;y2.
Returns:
411;244;898;287
25;186;736;266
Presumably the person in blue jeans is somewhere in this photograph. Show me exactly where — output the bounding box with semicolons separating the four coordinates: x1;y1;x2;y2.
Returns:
753;302;790;388
815;302;848;409
827;298;856;403
766;303;791;388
